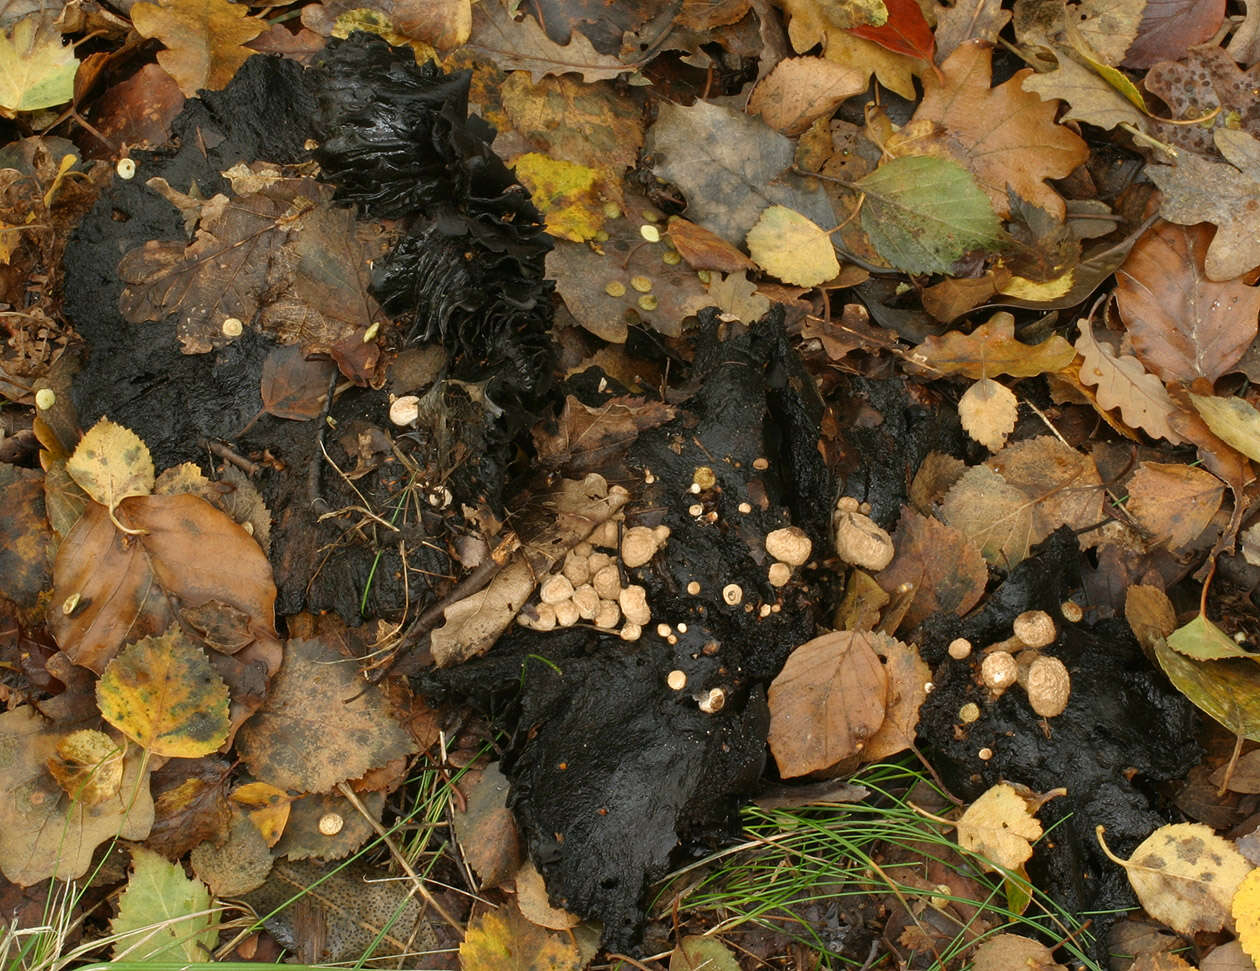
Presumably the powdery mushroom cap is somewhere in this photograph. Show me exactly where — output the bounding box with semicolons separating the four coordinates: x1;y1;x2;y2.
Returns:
572;585;600;619
833;511;895;571
621;525;665;568
619;584;651;625
554;599;581;627
768;562;792;587
1013;610;1057;648
765;526;812;567
1025;655;1071;717
948;637;973;660
980;651;1018;694
593;565;622;600
539;574;575;605
594;599;620;629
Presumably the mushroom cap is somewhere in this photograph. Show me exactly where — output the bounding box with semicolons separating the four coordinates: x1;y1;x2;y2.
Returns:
722;583;743;606
1025;656;1070;717
948;637;973;660
980;651;1017;693
594;600;620;629
592;564;621;600
389;395;421;426
572;585;600;619
539;574;575;605
554;599;581;627
619;584;651;625
1013;610;1057;648
833;511;895;571
621;525;663;569
768;562;793;587
765;526;812;567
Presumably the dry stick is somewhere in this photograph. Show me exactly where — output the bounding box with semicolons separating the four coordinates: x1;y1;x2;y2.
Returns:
335;781;463;935
201;438;263;477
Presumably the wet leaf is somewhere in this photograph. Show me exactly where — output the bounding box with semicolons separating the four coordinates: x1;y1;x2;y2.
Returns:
939;464;1035;566
1116;221;1260;386
669;935;741;971
45;729;124;807
0;465;51;614
1151;637;1260;742
110;846;219;961
130;0;265;97
1188;393;1260;463
534;395;677;472
876;506;986;631
188;810;272;896
767;630;888;778
956;783;1042;871
856;155;1002;275
0;16;77;114
958;377;1017;451
1099;822;1251;935
1167;613;1256;663
515;859;580;930
235;636;415;793
848;0;934;62
260;344;334;421
452;763;520;889
666;216;756;274
513;152;606;243
459;903;582;971
1075;319;1184;443
66;418;155;514
914;311;1075;379
97;628;231;758
746;204;840;287
861;634;930;763
466;0;632;83
1125;462;1224;551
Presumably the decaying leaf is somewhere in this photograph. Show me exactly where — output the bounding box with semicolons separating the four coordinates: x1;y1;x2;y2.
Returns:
956;782;1044;871
1151;637;1260;743
96;628;231;758
466;0;633;83
0;16;77;115
534;395;677;472
958;377;1017;451
1075;319;1184;443
110;847;219;961
669;936;741;971
876;506;987;631
746;204;840;288
130;0;265;97
1099;822;1252;935
45;729;125;807
912;311;1075;379
459;903;582;971
66;418;155;516
939;463;1035;566
1188;393;1260;463
767;630;889;778
970;932;1066;971
1167;613;1257;663
861;634;930;763
514;859;580;930
452;763;520;889
1125;461;1224;551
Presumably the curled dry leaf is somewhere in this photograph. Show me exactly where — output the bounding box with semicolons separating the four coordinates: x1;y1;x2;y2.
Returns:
912;311;1075;379
1075;319;1183;443
956;782;1045;872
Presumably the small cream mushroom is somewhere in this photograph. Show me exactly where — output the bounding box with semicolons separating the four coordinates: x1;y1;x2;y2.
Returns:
620;585;651;625
768;562;792;587
686;580;701;596
528;603;558;630
572;585;600;620
980;651;1018;696
698;687;725;713
1060;600;1083;623
835;496;860;513
562;550;591;586
958;702;980;724
318;813;344;836
539;574;575;605
389;394;421;426
554;599;581;627
622;525;667;568
948;637;973;660
1012;610;1057;649
667;670;687;691
765;526;812;567
722;583;743;606
833;510;895;571
593;519;619;549
620;621;642;641
573;541;594;559
1022;655;1071;717
587;551;613;574
583;472;609;497
594;600;621;628
593;564;622;600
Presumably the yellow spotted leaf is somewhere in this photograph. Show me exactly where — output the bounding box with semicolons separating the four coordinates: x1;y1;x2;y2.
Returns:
1234;866;1260;967
956;783;1044;871
458;903;582;971
746;204;840;288
1099;822;1252;935
45;729;125;807
131;0;264;97
513;152;605;243
66;418;154;515
97;628;230;758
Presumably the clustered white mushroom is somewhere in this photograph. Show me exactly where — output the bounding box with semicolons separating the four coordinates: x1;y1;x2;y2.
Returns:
832;497;895;571
960;609;1071;721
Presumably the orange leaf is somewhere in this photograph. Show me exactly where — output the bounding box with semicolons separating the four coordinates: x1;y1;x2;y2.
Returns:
131;0;264;97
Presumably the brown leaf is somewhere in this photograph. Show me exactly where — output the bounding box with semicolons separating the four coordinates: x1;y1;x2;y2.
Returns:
1074;319;1184;443
189;810;272;897
748;56;866;135
0;465;50;614
451;763;520;889
1145;45;1260;155
861;634;930;763
533;394;677;471
273;789;383;861
876;506;987;631
888;40;1089;219
912;311;1075;379
147;756;233;859
1123;0;1225;68
1116;221;1260;387
459;903;581;971
130;0;265;97
50;495;278;674
236;637;415;793
933;0;1010;63
767;631;888;778
970;933;1065;971
514;859;580;930
1125;461;1224;550
466;0;633;83
666;216;756;274
938;464;1036;566
260;344;334;421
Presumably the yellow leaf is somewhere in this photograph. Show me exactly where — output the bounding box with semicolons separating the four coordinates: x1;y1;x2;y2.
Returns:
66;418;155;514
746;205;839;288
131;0;264;97
0;15;77;115
956;783;1043;871
96;627;230;758
1099;822;1252;935
45;729;125;807
1234;867;1260;967
1189;392;1260;463
513;152;605;243
458;904;581;971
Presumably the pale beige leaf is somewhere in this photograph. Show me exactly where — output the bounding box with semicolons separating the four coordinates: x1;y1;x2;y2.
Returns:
1075;318;1183;443
959;377;1017;451
939;464;1035;566
970;932;1065;971
66;418;155;512
748;56;866;135
956;783;1042;871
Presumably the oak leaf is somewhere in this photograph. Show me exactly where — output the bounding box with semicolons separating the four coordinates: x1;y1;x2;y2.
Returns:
889;40;1089;219
131;0;265;97
1116;221;1260;387
97;628;230;758
466;0;633;83
1147;129;1260;282
1074;319;1183;443
534;394;677;471
913;311;1075;379
1144;45;1260;155
1022;49;1146;131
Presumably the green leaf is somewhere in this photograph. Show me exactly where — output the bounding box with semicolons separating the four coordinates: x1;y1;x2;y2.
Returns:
1167;613;1259;662
1152;638;1260;742
0;16;77;114
856;155;1002;274
1189;393;1260;462
111;847;220;961
669;935;741;971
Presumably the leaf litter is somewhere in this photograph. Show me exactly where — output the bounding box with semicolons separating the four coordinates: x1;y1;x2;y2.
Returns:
5;2;1260;969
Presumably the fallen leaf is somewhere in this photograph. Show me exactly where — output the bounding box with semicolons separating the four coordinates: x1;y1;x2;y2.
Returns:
959;377;1017;451
914;311;1076;378
939;464;1036;566
0;706;153;886
45;729;124;807
147;756;233;858
876;506;987;631
1167;613;1256;663
130;0;265;97
231;780;292;847
856;155;1003;274
1075;319;1184;443
934;0;1010;63
669;935;741;971
746;205;840;287
1124;0;1226;68
1022;48;1146;131
783;0;921;97
235;636;415;793
513;152;606;243
452;763;520;889
0;15;77;115
767;630;889;777
956;782;1043;871
986;435;1104;541
49;495;278;674
515;859;580;930
110;847;219;961
1099;822;1251;935
96;628;231;758
273;788;383;861
848;0;935;62
260;344;334;421
1189;393;1260;463
534;394;677;472
1144;45;1260;156
1116;221;1260;387
666;216;757;274
459;904;582;971
66;418;155;516
748;56;867;135
1234;867;1260;968
466;0;633;83
889;40;1090;219
188;810;272;896
0;465;52;614
970;932;1066;971
1125;462;1224;550
1147;129;1260;281
861;634;931;762
707;271;772;322
1151;638;1260;744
